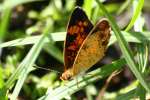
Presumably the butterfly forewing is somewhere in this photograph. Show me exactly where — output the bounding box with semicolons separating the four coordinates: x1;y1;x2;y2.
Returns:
64;7;93;72
72;19;111;76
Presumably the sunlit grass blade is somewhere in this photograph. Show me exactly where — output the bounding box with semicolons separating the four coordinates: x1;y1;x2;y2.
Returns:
95;0;150;92
9;35;46;100
0;31;150;48
109;31;150;46
125;0;144;31
116;81;139;100
117;80;146;99
38;58;126;100
117;89;137;100
0;32;64;63
4;20;53;100
0;32;65;48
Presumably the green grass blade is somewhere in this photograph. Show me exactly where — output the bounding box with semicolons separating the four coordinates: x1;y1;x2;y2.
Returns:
83;0;94;18
109;31;150;45
0;32;65;48
10;35;46;100
0;88;8;100
5;20;53;100
38;58;126;100
136;43;149;72
117;81;139;100
0;32;64;63
117;89;137;100
0;8;11;41
117;0;132;15
125;0;144;31
1;31;150;48
135;84;146;99
95;0;150;92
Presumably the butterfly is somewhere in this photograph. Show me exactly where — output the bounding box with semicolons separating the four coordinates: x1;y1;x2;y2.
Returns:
60;6;111;80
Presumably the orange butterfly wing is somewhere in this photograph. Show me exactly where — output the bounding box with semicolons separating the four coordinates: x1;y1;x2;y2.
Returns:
64;7;93;74
72;19;111;76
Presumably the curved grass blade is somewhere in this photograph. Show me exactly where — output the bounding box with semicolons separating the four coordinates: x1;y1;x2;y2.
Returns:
38;58;126;100
125;0;144;31
95;0;150;92
0;31;150;48
0;32;65;48
9;35;46;100
5;20;53;100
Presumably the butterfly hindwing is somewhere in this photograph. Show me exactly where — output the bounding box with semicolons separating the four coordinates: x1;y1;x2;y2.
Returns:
64;7;93;72
72;19;111;75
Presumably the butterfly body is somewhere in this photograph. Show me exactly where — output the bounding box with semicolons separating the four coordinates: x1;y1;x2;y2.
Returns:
60;7;111;80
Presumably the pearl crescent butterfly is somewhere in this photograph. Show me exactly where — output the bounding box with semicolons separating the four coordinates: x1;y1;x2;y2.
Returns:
60;6;111;80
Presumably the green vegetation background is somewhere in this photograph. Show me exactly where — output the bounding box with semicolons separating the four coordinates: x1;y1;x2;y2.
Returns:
0;0;150;100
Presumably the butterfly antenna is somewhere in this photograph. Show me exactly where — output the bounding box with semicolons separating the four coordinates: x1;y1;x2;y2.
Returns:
33;64;61;74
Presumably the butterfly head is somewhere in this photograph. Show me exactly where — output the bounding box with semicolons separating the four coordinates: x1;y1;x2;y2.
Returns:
60;68;73;80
